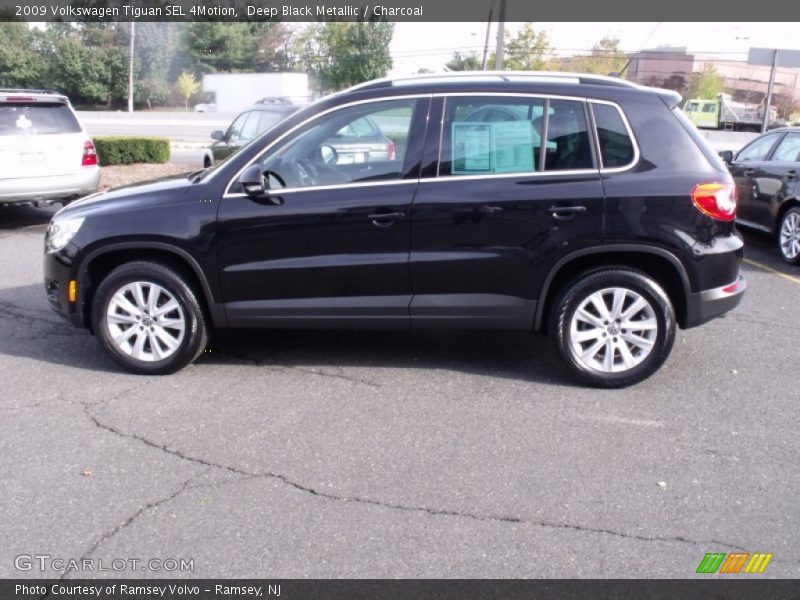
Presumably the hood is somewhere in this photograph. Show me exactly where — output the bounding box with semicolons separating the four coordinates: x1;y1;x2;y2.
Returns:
56;171;196;218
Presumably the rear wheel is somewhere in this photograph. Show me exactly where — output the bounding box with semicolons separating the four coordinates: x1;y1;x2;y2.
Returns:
550;269;676;388
777;207;800;265
92;261;208;374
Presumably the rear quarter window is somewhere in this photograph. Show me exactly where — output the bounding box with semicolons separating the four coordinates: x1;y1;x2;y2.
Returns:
592;103;635;168
0;103;81;136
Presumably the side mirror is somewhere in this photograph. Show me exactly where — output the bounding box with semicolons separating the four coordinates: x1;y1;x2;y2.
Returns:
211;130;224;141
238;164;266;197
719;150;734;164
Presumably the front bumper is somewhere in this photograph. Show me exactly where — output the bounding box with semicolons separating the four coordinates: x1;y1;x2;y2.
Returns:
684;274;747;328
43;249;85;328
0;167;100;205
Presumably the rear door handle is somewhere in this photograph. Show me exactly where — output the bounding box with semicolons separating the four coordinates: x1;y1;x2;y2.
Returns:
368;211;405;227
548;205;586;220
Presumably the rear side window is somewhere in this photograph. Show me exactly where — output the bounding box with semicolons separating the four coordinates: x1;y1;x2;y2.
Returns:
0;103;81;136
438;96;594;176
770;133;800;162
592;103;635;168
737;133;781;162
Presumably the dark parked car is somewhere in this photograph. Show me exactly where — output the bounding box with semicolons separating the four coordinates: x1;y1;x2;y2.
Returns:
720;127;800;264
44;72;746;387
203;102;299;167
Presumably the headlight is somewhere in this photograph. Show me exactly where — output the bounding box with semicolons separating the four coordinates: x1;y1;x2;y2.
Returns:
46;217;85;253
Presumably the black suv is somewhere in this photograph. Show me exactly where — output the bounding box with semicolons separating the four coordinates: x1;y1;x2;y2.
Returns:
44;73;746;387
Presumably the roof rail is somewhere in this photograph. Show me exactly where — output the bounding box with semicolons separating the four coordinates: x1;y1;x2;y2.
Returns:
348;71;641;92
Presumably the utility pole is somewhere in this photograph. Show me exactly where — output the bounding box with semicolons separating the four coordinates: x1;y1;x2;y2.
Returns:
481;0;494;71
127;21;135;113
493;0;506;71
762;48;778;133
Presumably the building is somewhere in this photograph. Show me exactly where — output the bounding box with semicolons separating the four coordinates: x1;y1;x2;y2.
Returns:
625;46;695;94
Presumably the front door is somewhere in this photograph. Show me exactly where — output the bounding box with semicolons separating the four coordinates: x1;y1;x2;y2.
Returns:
730;131;782;224
216;97;429;328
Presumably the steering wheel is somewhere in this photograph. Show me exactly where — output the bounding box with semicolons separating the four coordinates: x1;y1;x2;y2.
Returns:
287;156;319;187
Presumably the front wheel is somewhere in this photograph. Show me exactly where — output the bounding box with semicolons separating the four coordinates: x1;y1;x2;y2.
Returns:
777;207;800;265
550;269;676;388
92;261;208;375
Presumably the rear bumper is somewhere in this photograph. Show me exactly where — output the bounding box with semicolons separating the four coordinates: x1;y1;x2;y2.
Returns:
0;167;100;204
684;274;747;328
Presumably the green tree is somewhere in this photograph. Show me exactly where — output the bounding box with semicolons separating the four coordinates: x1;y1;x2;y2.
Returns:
445;51;482;72
185;22;291;75
294;21;394;92
492;23;555;71
571;36;627;76
689;64;724;99
175;71;200;111
0;23;47;88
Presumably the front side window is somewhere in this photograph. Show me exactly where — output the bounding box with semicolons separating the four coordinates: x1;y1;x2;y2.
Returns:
251;98;417;190
770;133;800;162
701;103;717;113
226;112;250;142
439;96;593;177
592;102;635;168
737;133;780;162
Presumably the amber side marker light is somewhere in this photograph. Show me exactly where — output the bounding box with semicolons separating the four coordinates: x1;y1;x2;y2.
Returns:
68;280;77;303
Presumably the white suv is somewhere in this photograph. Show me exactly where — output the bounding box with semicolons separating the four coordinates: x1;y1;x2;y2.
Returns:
0;89;100;206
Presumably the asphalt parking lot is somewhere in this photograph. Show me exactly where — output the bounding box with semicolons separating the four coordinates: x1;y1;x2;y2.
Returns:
1;204;799;579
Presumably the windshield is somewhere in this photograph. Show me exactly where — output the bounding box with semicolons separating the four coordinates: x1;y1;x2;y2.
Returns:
0;103;81;136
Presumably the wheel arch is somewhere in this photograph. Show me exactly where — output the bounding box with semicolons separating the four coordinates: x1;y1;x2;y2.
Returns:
79;242;226;331
775;198;800;233
534;245;691;332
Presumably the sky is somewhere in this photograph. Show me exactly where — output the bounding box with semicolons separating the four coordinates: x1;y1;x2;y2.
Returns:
389;22;800;76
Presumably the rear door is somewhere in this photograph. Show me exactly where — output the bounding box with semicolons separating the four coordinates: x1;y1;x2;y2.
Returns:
408;94;604;329
0;101;85;180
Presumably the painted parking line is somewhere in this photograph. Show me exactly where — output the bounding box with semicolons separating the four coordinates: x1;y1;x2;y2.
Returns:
743;257;800;286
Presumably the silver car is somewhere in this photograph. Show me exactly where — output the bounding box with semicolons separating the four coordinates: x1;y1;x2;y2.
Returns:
0;89;100;206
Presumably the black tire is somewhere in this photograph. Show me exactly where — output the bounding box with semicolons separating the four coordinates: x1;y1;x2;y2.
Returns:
549;268;676;388
777;207;800;265
92;261;208;375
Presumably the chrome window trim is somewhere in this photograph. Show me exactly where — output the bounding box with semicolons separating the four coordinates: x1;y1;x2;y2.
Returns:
221;92;640;198
221;94;430;197
590;99;641;174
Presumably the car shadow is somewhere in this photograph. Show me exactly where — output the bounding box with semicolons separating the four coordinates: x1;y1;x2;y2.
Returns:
0;204;58;230
0;282;573;386
740;227;800;277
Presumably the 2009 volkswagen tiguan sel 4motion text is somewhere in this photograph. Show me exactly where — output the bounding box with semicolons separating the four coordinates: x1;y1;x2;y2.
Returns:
44;73;746;387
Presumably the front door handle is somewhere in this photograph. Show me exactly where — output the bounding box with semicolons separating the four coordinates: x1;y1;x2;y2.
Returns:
368;211;405;227
743;169;755;177
548;205;586;220
785;169;797;181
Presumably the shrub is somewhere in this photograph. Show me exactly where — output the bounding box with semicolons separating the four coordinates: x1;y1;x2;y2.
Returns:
93;136;170;166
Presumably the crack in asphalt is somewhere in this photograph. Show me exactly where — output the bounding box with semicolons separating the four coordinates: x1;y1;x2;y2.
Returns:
43;470;253;594
80;401;789;561
204;343;383;390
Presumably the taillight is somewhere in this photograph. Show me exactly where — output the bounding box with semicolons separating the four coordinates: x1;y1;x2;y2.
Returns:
386;137;395;161
82;140;98;167
691;182;737;221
